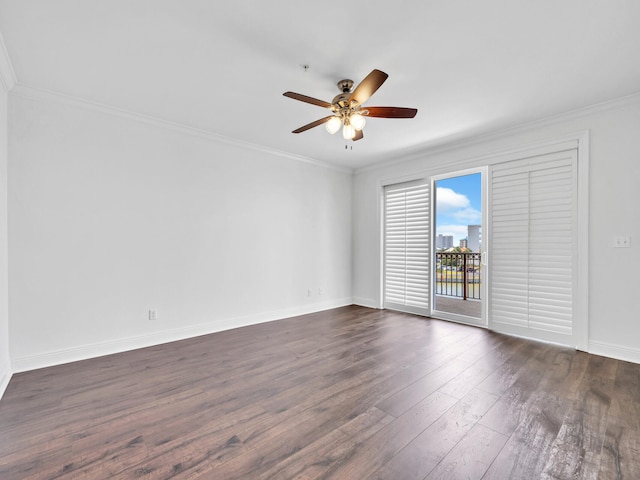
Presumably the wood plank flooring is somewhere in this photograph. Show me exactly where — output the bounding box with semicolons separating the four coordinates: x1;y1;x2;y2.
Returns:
1;305;639;479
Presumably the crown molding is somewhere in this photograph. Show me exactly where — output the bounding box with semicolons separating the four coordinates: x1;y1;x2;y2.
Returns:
355;91;640;174
0;31;17;92
9;83;352;174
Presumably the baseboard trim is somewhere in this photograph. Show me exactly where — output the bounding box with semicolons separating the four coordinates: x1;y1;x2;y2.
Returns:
589;340;640;364
11;298;354;373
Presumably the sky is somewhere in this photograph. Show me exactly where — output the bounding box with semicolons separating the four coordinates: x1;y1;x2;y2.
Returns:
435;172;481;246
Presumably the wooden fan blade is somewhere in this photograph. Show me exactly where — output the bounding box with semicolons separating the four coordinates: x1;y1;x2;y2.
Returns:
365;106;418;118
283;92;333;109
349;69;388;105
353;129;364;141
292;116;334;134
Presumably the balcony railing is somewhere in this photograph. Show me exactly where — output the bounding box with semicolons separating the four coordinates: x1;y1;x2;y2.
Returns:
435;252;481;300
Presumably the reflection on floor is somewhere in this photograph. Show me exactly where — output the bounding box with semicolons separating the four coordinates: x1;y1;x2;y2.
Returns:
434;295;481;318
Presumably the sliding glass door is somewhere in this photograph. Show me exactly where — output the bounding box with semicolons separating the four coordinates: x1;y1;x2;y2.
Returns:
381;140;586;350
431;169;487;327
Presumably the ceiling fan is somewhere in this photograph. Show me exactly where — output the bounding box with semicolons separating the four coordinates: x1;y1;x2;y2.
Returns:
283;69;418;141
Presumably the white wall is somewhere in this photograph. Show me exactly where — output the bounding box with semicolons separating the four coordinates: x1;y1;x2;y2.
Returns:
0;79;10;395
5;86;640;381
8;94;353;371
353;95;640;363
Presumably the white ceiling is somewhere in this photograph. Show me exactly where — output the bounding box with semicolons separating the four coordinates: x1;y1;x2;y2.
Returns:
1;1;639;170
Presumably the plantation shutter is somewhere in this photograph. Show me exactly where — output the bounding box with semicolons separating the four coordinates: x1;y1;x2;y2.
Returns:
383;181;430;316
490;149;577;345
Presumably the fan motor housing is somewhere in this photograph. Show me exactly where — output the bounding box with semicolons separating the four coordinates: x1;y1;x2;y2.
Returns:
337;79;354;92
332;79;355;106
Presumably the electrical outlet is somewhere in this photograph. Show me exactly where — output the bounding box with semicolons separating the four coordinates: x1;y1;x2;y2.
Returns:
148;309;158;321
614;236;631;248
307;288;313;297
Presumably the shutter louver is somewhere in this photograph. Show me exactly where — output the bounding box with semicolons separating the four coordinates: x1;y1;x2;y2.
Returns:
490;150;577;345
384;182;430;315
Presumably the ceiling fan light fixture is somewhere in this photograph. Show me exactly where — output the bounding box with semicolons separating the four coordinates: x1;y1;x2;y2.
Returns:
342;123;356;140
325;115;342;134
284;68;418;141
350;113;366;131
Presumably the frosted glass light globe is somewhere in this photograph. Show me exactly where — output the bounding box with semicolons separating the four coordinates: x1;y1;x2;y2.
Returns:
350;113;366;131
342;124;355;140
325;116;342;134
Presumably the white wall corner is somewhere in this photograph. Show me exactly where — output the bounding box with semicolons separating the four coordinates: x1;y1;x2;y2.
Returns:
0;361;11;400
0;31;17;92
353;297;381;309
588;340;640;365
0;29;12;401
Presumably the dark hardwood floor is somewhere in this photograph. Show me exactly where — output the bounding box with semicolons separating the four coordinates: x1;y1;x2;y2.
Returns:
1;305;639;479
